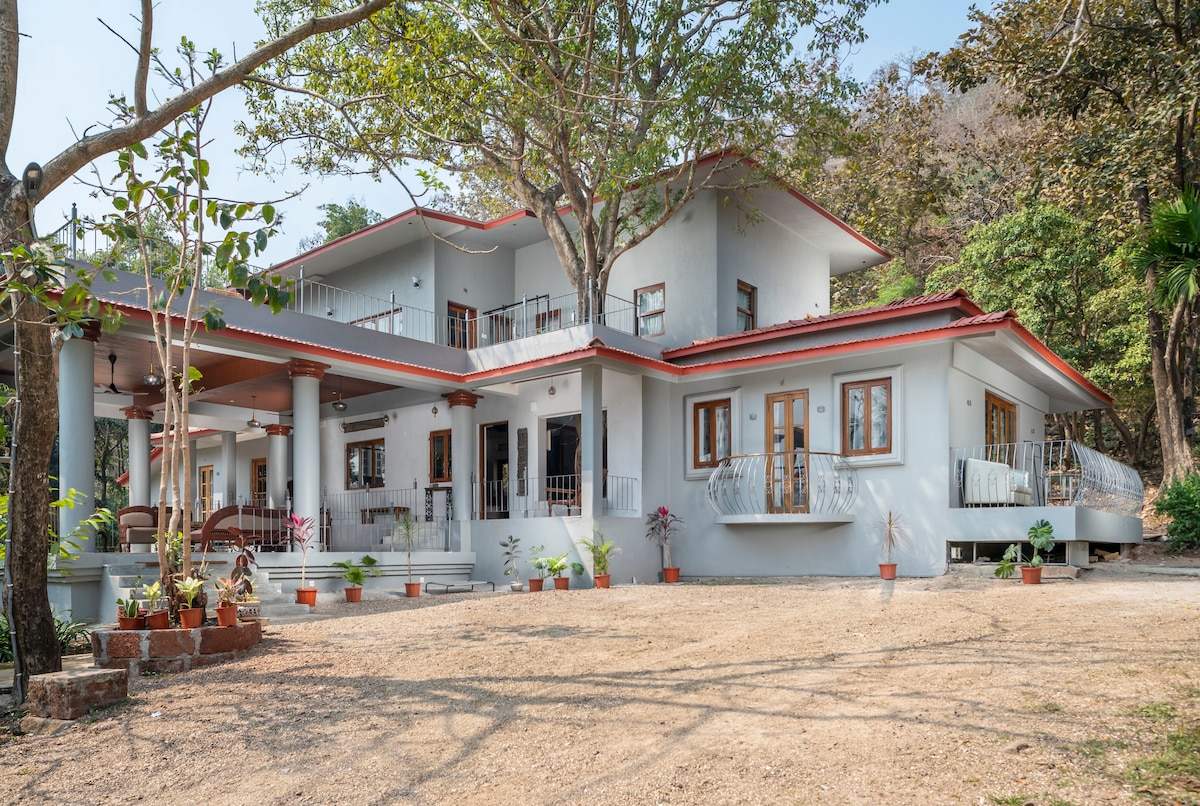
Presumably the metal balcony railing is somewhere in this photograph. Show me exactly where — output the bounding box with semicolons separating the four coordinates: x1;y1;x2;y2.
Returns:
706;451;859;517
276;272;636;348
951;440;1143;517
321;488;453;552
474;473;640;518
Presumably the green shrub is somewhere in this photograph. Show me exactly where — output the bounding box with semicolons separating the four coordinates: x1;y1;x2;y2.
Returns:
1155;474;1200;552
0;613;91;662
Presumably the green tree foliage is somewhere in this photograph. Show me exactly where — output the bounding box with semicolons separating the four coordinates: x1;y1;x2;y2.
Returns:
1154;473;1200;552
297;197;382;251
243;0;877;306
928;202;1149;458
935;0;1200;481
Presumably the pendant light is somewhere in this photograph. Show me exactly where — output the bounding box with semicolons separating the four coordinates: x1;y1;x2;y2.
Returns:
246;395;262;429
332;378;348;412
142;363;164;387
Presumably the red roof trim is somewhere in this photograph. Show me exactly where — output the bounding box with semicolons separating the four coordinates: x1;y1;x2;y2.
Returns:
663;290;982;358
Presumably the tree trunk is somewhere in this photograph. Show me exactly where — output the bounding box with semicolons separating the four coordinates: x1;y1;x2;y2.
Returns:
8;294;62;680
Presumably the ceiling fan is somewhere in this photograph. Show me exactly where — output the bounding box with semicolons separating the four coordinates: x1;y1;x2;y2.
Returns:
96;353;121;394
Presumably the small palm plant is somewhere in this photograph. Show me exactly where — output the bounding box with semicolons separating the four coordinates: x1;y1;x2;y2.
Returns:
880;510;907;565
645;506;684;569
286;513;317;588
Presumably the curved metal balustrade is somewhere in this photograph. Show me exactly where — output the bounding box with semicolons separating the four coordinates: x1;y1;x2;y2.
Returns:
706;451;858;518
951;440;1143;517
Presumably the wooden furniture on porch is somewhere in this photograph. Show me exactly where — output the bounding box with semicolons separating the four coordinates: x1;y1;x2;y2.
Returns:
195;505;290;552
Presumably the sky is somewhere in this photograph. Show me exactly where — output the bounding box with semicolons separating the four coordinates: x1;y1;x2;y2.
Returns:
12;0;983;266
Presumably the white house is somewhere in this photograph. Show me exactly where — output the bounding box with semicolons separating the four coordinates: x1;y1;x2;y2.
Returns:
31;162;1143;620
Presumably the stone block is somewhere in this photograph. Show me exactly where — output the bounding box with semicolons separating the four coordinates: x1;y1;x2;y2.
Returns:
149;629;195;657
143;657;187;675
192;651;236;668
199;622;261;655
26;668;128;720
105;631;145;660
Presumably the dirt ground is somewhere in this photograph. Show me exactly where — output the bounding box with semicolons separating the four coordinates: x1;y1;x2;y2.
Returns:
3;554;1199;805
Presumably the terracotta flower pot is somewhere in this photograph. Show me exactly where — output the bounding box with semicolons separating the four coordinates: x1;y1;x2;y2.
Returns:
215;605;238;627
593;574;611;589
528;578;545;592
145;609;170;630
1020;565;1043;585
879;563;898;580
117;614;146;631
345;586;363;603
662;567;681;583
405;581;422;598
553;576;570;591
178;606;204;629
295;587;318;606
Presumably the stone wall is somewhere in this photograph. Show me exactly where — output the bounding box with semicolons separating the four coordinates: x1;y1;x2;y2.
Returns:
91;621;263;676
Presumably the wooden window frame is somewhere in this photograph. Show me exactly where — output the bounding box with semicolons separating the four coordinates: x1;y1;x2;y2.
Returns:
251;457;267;506
447;301;477;349
692;398;732;469
985;392;1017;446
198;465;214;520
635;283;666;337
535;309;562;333
736;281;756;332
429;429;452;483
841;378;892;457
346;438;386;490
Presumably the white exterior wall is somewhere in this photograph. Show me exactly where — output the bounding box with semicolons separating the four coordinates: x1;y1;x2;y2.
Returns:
656;345;953;578
948;342;1050;449
434;239;517;330
607;192;720;349
514;239;576;302
716;191;831;332
313;238;435;314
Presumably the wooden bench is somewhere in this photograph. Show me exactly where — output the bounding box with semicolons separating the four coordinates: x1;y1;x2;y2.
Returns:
196;505;289;552
423;580;495;594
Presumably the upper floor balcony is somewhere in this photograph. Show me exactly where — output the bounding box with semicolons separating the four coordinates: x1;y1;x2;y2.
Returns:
281;275;637;350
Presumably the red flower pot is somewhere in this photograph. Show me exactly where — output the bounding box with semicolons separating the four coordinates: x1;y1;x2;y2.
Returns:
178;607;204;629
405;582;422;598
879;563;898;580
215;605;238;627
1020;565;1043;585
117;615;146;631
528;578;545;592
145;609;170;630
295;587;318;606
662;567;680;583
593;574;611;589
553;577;570;591
345;586;363;602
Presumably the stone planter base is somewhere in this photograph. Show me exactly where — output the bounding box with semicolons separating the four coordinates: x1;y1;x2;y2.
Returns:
91;622;263;676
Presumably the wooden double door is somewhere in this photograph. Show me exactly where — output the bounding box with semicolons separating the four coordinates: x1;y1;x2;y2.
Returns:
766;390;809;513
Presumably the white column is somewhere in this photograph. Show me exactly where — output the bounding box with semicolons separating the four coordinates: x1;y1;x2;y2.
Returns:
446;390;480;525
221;431;237;508
58;331;96;546
580;365;604;520
289;360;326;546
266;425;291;510
123;406;153;507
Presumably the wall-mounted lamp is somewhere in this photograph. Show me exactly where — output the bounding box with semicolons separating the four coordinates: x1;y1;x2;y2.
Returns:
412;276;421;288
431;405;439;417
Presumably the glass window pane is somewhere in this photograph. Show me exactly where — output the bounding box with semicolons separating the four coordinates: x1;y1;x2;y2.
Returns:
638;288;664;313
716;404;730;460
639;312;664;336
871;384;889;449
737;311;751;331
698;407;712;463
847;387;865;451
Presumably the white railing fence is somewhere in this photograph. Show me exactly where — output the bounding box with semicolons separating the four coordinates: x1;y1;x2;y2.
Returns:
321;488;453;552
706;451;859;517
951;440;1143;517
474;473;640;518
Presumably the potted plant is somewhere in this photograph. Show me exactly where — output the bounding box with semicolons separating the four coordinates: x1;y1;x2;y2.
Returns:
994;519;1057;584
213;578;240;626
332;555;381;602
577;528;619;588
646;505;685;583
115;596;145;630
287;513;319;606
143;580;170;629
231;545;260;621
878;510;907;580
545;554;586;590
394;512;421;597
500;535;523;591
175;575;206;628
528;545;549;592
